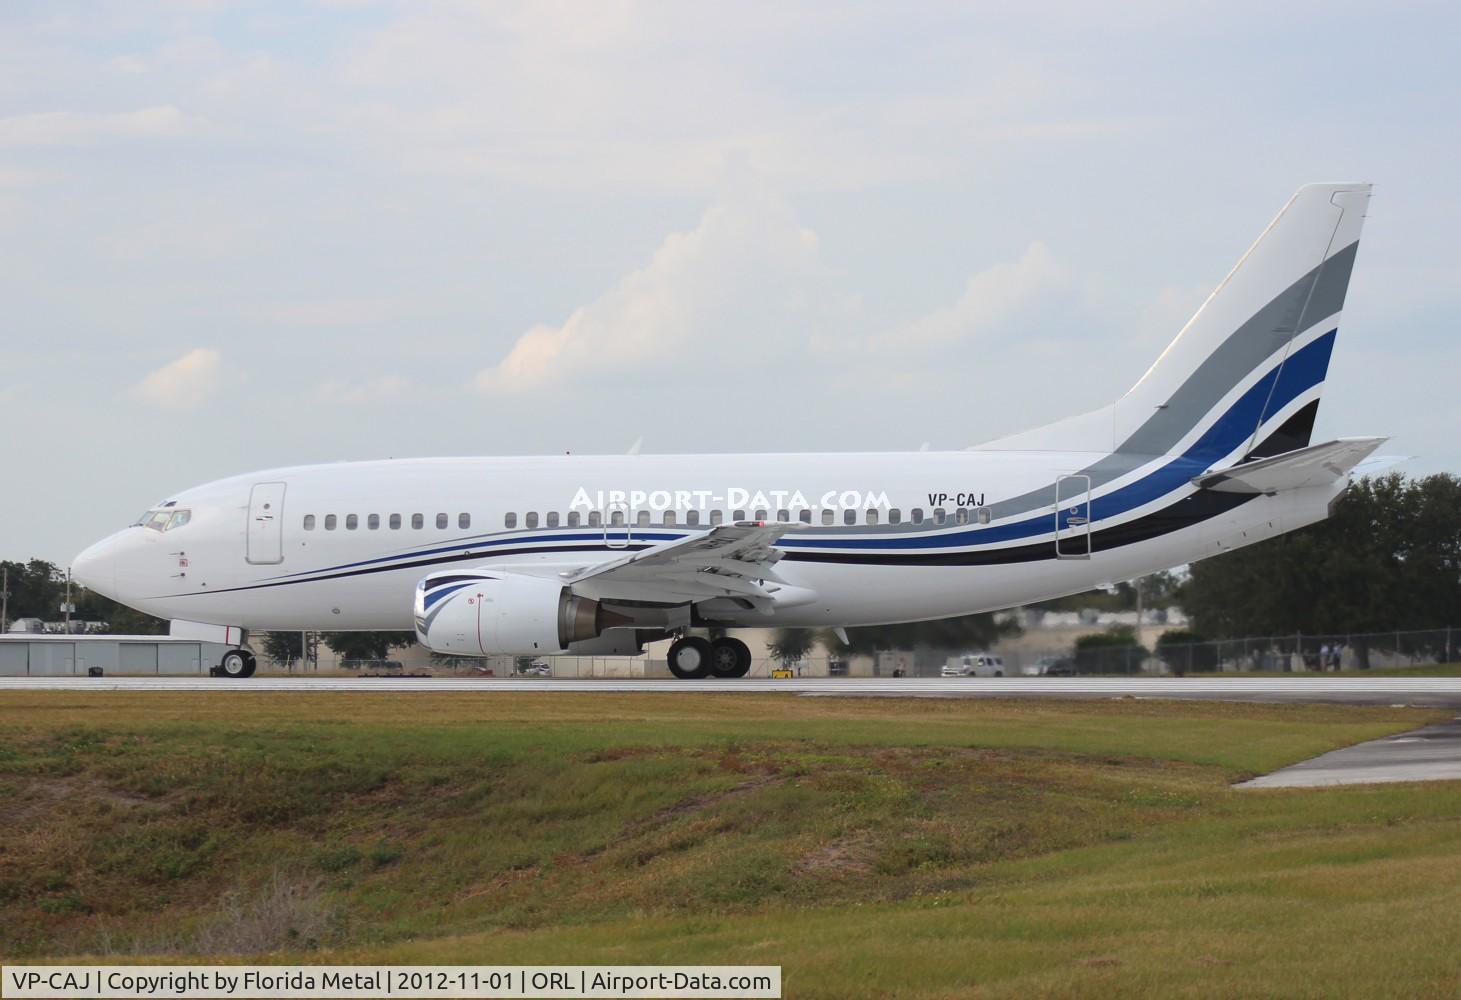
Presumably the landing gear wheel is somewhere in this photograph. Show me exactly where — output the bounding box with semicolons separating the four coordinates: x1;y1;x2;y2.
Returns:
666;636;713;679
218;649;256;679
710;637;752;678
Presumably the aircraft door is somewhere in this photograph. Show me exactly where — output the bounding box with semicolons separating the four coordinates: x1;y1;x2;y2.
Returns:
604;500;631;550
1055;474;1091;559
246;482;287;565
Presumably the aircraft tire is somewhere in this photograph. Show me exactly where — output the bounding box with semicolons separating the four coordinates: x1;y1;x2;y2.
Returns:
667;636;713;679
219;649;256;679
710;637;752;678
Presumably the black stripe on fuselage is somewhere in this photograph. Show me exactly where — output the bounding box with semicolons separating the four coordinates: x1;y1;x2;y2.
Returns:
780;490;1256;566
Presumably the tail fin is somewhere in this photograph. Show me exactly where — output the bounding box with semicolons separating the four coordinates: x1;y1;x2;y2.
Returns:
977;183;1370;459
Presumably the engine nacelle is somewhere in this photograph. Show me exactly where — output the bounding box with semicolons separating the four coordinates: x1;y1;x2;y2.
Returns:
414;570;629;656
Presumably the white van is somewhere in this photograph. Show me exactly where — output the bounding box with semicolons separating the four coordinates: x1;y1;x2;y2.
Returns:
964;654;999;678
943;653;1006;677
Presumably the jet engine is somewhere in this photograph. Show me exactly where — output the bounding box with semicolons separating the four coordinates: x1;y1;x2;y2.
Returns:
414;570;632;656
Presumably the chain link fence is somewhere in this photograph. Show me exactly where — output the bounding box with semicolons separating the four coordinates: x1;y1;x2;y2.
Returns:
1050;626;1461;676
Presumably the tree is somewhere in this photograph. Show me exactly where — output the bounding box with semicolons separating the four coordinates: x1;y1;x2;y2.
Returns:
321;631;415;662
261;631;305;664
1154;629;1218;676
1182;474;1461;665
767;628;816;665
1073;625;1147;675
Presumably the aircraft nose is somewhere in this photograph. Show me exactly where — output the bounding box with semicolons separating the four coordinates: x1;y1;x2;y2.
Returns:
72;535;121;600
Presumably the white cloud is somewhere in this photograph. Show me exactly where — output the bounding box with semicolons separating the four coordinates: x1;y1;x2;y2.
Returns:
475;187;839;393
0;106;196;147
127;349;222;411
867;242;1065;352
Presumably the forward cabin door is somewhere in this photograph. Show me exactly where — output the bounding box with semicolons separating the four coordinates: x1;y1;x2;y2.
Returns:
246;482;287;565
1055;474;1091;559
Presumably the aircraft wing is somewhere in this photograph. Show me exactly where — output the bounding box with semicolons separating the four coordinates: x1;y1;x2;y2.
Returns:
1194;437;1388;494
559;521;807;604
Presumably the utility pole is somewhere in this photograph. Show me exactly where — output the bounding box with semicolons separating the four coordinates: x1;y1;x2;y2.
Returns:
64;569;73;634
1;565;9;634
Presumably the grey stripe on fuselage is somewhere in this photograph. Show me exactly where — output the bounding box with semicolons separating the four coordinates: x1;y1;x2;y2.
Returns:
981;239;1358;522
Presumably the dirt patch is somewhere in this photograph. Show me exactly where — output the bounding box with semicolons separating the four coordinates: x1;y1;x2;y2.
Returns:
794;832;880;879
0;777;168;826
635;774;786;830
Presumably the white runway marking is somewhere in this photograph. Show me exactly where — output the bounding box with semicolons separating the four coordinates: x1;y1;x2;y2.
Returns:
3;675;1461;704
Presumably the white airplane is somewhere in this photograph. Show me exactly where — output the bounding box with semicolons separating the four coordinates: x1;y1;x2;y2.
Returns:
74;183;1383;680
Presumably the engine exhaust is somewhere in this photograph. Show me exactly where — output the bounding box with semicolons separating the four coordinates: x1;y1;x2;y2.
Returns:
558;592;635;646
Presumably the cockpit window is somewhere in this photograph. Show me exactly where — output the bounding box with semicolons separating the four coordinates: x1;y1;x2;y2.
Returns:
138;508;192;531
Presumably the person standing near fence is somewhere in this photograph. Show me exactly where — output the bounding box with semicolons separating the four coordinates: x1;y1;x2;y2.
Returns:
1318;643;1330;672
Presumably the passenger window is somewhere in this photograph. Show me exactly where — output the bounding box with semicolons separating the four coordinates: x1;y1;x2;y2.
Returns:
546;511;560;527
526;512;539;528
368;514;380;530
733;509;746;521
822;509;834;526
976;506;992;525
843;509;857;525
389;514;401;530
889;508;901;524
911;508;924;525
686;510;700;526
754;509;767;521
436;513;448;529
610;510;625;527
568;511;581;527
303;514;316;531
504;513;517;529
866;509;879;525
776;509;789;522
637;510;650;527
933;509;946;525
588;511;601;527
346;514;358;530
955;508;969;525
663;511;676;526
709;510;723;526
799;509;812;524
411;513;424;529
325;514;338;530
459;513;471;529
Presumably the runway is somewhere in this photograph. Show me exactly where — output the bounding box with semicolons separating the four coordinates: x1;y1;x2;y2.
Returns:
1239;717;1461;787
5;675;1461;706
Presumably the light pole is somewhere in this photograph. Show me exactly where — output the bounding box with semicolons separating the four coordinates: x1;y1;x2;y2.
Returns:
1;565;9;634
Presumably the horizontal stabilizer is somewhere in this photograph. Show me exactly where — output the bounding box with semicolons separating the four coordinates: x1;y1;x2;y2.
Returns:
1194;437;1387;494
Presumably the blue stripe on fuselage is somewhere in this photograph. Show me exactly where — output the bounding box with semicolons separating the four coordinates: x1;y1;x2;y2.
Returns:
780;329;1336;551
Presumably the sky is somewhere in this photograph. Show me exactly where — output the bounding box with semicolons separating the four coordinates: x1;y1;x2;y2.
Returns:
3;1;1460;564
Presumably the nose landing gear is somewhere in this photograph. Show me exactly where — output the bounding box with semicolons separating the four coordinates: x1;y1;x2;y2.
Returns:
214;648;256;678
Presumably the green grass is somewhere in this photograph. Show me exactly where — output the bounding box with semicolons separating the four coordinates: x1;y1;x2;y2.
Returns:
2;692;1460;997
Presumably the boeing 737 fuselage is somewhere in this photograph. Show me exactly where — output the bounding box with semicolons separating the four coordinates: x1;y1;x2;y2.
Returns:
73;184;1384;679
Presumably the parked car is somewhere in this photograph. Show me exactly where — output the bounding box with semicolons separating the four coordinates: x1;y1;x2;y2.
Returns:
940;662;972;677
516;660;553;677
1025;655;1076;677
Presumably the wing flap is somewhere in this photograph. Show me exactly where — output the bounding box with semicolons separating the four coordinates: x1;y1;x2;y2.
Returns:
560;520;808;603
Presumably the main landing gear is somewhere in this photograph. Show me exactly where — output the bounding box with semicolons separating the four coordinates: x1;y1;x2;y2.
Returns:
667;636;752;679
215;648;256;678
